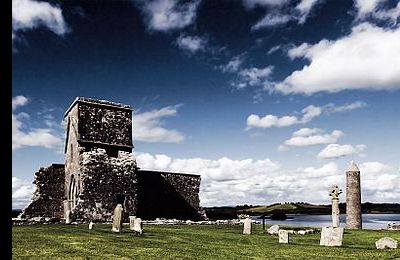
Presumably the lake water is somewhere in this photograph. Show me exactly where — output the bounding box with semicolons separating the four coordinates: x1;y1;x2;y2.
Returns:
252;214;400;230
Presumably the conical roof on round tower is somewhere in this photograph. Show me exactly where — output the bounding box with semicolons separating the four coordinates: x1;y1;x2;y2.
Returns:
347;160;360;172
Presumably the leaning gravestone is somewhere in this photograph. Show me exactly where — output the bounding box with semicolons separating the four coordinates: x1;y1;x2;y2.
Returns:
375;237;398;249
278;230;289;244
267;225;280;235
243;218;252;235
129;216;136;230
112;204;123;233
133;217;143;236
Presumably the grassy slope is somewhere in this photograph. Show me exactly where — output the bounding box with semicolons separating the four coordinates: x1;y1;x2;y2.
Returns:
243;203;330;215
12;224;400;259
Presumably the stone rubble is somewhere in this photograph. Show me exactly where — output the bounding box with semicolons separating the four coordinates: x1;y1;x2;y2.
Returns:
375;237;398;249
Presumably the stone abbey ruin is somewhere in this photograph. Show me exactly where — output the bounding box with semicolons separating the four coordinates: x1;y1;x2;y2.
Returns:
21;97;206;222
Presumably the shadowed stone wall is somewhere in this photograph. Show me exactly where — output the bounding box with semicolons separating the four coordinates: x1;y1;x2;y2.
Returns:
136;170;206;220
21;164;65;219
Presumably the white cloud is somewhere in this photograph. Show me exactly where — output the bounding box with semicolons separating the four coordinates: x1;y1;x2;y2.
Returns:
325;101;367;113
220;55;245;73
242;0;288;9
274;23;400;95
373;2;400;24
246;104;321;129
354;0;385;18
135;0;200;32
281;128;343;149
248;0;321;30
246;100;367;130
136;153;400;205
353;0;400;24
360;161;392;175
12;96;62;151
252;14;292;29
12;176;35;209
133;105;185;143
295;0;320;24
176;34;207;53
267;45;281;55
318;144;366;159
360;161;400;200
12;0;68;43
232;66;274;89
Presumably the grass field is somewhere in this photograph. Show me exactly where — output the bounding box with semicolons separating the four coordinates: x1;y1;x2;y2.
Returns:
12;224;400;259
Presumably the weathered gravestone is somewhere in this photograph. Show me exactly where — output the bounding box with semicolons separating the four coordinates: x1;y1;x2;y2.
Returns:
133;217;143;236
278;230;289;244
375;237;398;249
320;227;344;246
267;225;280;235
243;218;252;235
129;216;136;230
88;221;94;230
112;204;123;232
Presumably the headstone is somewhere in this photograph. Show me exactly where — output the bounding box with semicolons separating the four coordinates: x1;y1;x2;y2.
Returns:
89;221;94;230
112;204;123;232
133;217;143;235
278;230;289;244
129;216;136;230
243;218;252;235
320;227;344;246
375;237;398;249
267;225;280;235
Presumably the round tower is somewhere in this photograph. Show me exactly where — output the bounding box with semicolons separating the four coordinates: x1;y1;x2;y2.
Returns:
345;160;362;229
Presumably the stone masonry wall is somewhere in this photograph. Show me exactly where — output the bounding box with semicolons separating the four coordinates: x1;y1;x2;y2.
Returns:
161;172;202;210
21;164;65;219
70;148;138;222
78;103;132;147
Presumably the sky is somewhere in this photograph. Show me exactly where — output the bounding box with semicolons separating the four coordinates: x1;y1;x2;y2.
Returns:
12;0;400;209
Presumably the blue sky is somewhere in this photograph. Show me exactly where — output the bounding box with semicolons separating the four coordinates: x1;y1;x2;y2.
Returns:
12;0;400;208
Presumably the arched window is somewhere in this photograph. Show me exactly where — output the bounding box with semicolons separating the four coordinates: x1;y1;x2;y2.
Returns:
68;175;79;210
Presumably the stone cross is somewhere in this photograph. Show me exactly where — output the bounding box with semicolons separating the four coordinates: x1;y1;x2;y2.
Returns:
112;204;123;232
243;218;252;235
329;185;342;228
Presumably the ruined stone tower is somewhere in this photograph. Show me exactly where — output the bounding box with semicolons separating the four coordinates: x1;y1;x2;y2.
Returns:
63;97;138;222
345;160;362;229
21;97;206;222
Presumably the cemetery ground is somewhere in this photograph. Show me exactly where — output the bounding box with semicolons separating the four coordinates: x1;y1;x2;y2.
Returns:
13;224;400;259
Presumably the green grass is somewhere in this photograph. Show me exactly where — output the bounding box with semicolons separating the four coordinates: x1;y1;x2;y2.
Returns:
13;224;400;259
